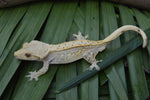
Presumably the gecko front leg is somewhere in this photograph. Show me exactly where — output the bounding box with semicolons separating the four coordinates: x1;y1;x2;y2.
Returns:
26;61;49;81
26;58;54;81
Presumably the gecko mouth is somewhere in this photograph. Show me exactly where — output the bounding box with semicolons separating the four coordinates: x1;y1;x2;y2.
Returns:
14;51;19;58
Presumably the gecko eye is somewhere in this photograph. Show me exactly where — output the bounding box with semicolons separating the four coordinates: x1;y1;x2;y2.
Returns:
25;53;31;57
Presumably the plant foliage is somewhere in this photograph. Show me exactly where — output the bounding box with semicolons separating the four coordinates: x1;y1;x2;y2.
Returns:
0;1;150;100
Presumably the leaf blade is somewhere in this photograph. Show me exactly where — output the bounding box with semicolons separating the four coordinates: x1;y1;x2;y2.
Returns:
0;1;52;96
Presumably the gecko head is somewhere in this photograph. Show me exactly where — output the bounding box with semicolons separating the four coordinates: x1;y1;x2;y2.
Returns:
14;40;50;61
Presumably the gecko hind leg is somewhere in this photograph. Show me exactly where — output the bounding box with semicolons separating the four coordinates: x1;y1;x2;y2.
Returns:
83;51;102;71
73;31;88;40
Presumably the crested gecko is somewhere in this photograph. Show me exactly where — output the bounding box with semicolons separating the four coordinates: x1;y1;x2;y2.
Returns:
14;25;147;81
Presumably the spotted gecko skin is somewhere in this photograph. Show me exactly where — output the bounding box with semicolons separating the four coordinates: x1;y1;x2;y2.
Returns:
14;25;147;81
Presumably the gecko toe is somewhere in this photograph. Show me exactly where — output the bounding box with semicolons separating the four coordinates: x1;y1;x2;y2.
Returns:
28;78;33;81
25;75;30;77
99;59;103;62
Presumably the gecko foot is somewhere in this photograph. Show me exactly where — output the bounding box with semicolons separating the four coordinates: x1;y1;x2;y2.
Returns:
26;70;39;81
89;60;102;71
73;31;88;40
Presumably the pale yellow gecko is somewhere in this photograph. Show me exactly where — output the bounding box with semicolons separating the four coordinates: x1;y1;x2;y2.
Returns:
14;25;147;81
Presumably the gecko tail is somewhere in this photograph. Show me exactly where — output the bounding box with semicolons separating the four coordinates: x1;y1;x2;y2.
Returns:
103;25;147;48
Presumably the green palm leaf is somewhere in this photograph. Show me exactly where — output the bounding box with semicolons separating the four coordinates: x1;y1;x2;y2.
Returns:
0;1;150;100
